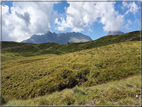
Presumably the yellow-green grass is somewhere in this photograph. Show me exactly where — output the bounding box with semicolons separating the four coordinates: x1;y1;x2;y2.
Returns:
5;74;141;105
2;41;140;102
1;30;140;57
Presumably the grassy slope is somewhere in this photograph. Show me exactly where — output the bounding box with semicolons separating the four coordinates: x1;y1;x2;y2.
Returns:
1;30;141;105
2;41;140;101
5;75;141;105
1;30;140;57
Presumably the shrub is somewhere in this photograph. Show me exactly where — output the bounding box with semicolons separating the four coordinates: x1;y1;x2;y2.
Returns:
60;70;72;79
58;77;78;91
95;61;106;69
62;95;75;105
0;96;6;104
73;88;85;95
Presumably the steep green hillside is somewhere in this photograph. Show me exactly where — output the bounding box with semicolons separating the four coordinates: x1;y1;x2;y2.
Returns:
2;41;140;102
5;75;141;105
1;30;141;105
1;30;140;57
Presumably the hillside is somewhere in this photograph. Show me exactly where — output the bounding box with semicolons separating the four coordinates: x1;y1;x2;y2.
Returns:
5;75;141;105
1;30;140;58
2;42;140;103
1;30;141;105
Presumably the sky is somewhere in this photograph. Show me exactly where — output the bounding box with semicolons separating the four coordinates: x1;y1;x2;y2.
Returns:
2;1;141;42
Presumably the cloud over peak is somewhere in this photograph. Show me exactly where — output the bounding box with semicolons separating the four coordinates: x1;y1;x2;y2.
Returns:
2;1;140;42
2;2;54;42
15;11;31;26
55;2;124;32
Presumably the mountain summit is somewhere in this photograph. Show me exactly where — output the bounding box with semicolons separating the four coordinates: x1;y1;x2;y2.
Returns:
22;32;92;44
108;31;124;35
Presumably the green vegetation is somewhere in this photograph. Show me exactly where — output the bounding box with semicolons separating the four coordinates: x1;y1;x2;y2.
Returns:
1;30;141;105
1;30;140;57
5;75;141;105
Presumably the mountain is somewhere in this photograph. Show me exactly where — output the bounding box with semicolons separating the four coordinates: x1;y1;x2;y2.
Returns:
21;31;92;44
108;31;124;35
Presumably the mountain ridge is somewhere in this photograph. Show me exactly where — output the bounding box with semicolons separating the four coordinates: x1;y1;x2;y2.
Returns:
108;31;124;35
22;31;92;44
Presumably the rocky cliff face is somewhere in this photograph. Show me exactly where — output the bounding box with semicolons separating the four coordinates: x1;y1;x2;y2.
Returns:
22;32;92;44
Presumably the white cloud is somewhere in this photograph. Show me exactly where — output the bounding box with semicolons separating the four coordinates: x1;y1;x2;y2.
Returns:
2;2;54;42
122;2;139;15
122;2;140;30
55;2;124;32
96;2;124;32
2;1;140;42
124;19;132;30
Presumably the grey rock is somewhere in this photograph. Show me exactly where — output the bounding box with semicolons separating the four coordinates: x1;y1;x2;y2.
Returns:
22;31;92;44
108;31;124;35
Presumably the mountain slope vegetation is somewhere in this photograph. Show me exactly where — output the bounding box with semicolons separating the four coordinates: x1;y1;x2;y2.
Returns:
1;30;141;105
5;75;140;105
1;30;140;57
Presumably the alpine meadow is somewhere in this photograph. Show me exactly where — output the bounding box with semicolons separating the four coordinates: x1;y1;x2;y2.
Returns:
1;31;141;105
1;1;141;106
